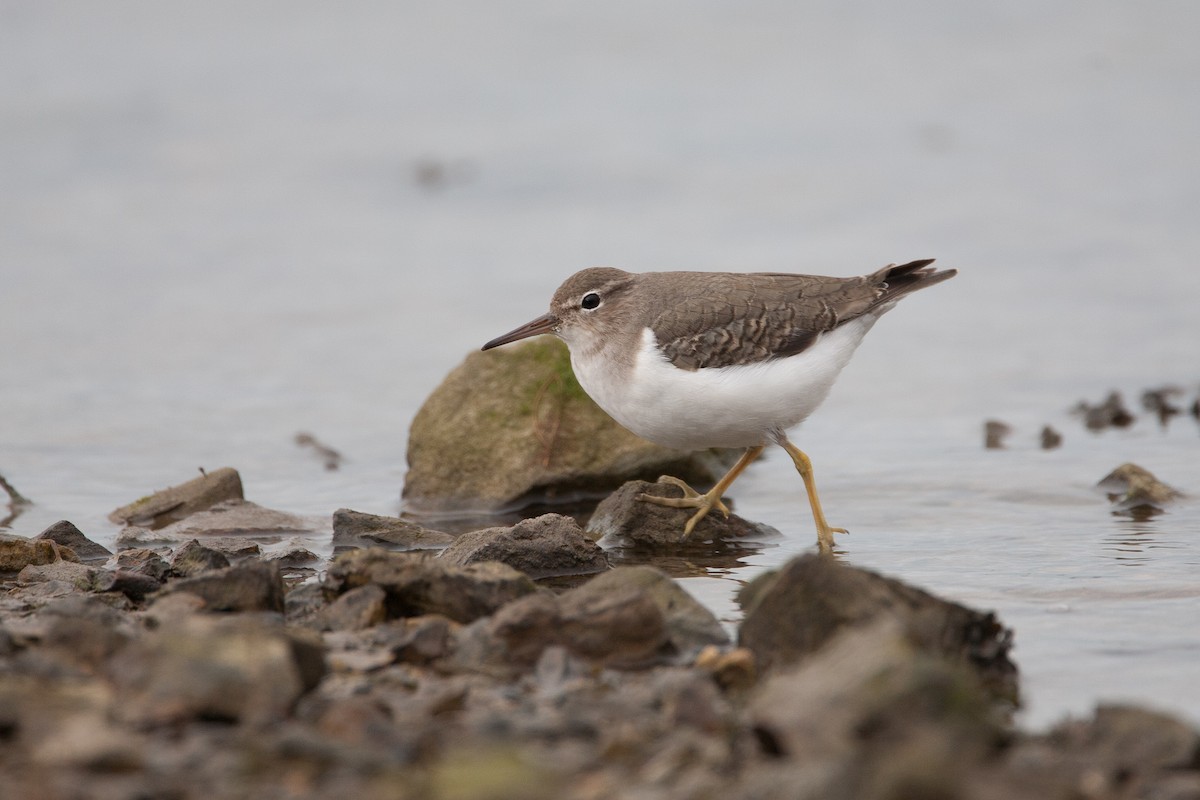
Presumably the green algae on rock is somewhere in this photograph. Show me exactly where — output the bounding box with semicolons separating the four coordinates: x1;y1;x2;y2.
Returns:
403;338;735;513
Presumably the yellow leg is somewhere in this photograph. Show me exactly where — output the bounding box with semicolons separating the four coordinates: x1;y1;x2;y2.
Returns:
638;446;765;539
778;438;847;553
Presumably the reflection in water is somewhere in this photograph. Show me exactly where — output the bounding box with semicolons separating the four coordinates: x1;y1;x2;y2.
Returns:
606;537;772;579
0;473;32;529
1101;516;1179;566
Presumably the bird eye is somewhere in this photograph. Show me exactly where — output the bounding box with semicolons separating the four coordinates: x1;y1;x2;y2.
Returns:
580;292;601;310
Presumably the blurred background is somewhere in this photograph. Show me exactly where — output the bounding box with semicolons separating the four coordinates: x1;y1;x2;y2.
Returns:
2;1;1198;728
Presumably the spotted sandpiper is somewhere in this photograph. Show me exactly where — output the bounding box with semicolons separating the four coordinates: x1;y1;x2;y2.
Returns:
482;259;956;550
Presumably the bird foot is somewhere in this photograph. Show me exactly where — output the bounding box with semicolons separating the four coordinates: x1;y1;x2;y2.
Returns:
637;476;731;539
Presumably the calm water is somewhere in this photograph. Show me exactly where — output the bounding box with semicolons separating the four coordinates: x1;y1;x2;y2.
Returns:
2;1;1199;730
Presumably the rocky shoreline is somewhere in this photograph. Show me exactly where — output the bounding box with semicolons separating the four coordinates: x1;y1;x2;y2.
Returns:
1;466;1198;800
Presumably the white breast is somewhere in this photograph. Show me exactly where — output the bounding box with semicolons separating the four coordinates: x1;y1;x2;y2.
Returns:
569;317;878;450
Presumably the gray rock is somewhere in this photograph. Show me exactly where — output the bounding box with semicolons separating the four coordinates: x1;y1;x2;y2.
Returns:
108;466;244;528
33;521;112;564
316;583;387;631
169;539;231;577
114;548;170;581
110;615;325;726
17;560;97;590
439;513;608;579
570;565;729;656
323;548;539;624
332;508;455;550
93;570;164;602
160;560;286;614
403;338;735;513
589;479;781;546
738;554;1018;709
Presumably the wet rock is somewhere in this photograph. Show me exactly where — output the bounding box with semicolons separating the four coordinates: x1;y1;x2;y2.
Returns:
92;569;164;602
440;513;608;579
332;508;455;550
17;560;97;590
114;499;321;547
589;479;780;546
403;338;735;513
984;419;1011;449
114;547;170;581
169;539;231;577
110;615;325;726
1039;424;1062;450
33;520;112;564
1073;391;1136;431
738;554;1018;708
108;466;244;528
747;618;1007;800
323;548;539;624
159;560;286;614
1097;463;1182;517
0;533;77;573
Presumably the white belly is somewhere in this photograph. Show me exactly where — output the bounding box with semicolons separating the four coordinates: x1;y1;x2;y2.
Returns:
570;318;877;450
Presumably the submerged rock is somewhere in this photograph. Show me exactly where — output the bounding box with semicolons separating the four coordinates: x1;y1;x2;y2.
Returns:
108;466;244;529
115;499;322;546
439;513;608;578
589;479;780;546
1097;462;1182;517
403;338;735;513
332;507;455;550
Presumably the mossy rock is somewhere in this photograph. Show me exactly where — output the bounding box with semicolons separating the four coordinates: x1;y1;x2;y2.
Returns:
403;338;732;513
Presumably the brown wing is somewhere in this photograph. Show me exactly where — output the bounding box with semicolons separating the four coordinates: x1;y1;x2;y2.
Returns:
649;259;953;370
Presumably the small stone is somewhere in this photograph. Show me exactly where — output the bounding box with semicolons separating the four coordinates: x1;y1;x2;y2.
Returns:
160;560;287;614
589;479;780;546
984;419;1011;449
33;521;112;564
439;513;608;579
1073;391;1136;431
1039;425;1063;450
169;539;232;577
109;466;244;528
332;508;455;550
114;548;171;581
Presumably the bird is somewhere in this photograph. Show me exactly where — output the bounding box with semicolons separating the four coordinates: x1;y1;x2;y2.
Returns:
482;259;956;550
